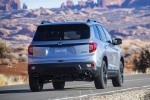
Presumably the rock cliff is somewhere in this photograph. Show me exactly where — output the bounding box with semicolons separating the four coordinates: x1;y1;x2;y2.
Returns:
0;0;21;11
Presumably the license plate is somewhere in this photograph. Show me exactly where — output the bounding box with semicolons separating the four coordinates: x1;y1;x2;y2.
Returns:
55;48;67;54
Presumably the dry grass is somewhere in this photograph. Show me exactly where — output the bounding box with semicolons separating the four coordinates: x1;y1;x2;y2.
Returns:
0;74;27;86
146;68;150;74
18;55;27;62
124;68;150;75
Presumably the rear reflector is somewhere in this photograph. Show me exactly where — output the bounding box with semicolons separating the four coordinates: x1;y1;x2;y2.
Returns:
28;45;33;55
89;42;97;53
29;66;35;70
31;66;35;70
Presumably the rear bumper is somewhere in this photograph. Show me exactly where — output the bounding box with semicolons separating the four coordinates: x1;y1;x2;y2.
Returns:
28;62;100;77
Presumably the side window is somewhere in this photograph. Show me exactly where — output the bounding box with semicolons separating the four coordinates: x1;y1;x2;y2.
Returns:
102;27;112;43
96;25;107;42
92;25;100;40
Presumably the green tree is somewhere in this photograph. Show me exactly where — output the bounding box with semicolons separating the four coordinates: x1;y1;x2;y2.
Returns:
0;43;6;57
133;49;150;73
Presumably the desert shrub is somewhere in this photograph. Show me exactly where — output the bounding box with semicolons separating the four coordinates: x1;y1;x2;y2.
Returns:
0;74;25;86
12;59;18;64
2;59;11;65
146;68;150;74
18;50;27;56
0;43;6;57
6;47;12;53
0;43;12;58
8;53;19;59
19;55;27;62
17;47;25;51
133;48;150;73
2;52;7;58
2;52;19;59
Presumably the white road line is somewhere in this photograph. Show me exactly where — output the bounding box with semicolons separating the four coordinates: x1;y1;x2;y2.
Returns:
55;85;150;100
65;77;150;88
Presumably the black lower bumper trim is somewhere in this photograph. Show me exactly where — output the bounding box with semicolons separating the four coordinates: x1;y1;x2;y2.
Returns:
28;62;99;76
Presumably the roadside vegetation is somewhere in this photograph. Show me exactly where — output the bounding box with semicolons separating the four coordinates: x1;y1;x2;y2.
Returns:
0;74;27;86
122;45;150;74
0;42;28;86
133;46;150;73
0;42;27;65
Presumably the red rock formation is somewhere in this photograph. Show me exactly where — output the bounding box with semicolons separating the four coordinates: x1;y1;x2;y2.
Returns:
60;0;150;9
0;0;21;11
61;2;66;9
78;0;86;7
66;0;74;7
97;0;102;7
22;3;27;9
86;0;94;8
122;0;150;7
102;0;124;7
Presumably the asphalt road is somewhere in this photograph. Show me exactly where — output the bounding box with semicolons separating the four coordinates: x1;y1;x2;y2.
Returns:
0;74;150;100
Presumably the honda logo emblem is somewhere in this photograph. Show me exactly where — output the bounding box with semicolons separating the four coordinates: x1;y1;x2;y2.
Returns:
58;42;62;46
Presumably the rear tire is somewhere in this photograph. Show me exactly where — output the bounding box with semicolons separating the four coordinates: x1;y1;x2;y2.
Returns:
112;61;124;87
29;76;43;92
94;60;107;89
52;81;65;89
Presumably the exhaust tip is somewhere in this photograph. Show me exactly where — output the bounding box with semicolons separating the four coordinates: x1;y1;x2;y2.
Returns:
33;73;38;77
84;71;92;76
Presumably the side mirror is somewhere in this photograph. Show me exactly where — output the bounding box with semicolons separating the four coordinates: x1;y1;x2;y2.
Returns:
113;38;122;45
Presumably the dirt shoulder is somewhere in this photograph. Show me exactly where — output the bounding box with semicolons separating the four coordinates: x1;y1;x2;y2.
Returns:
88;88;150;100
0;61;28;86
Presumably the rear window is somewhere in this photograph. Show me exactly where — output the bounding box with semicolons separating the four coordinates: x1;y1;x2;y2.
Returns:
33;24;90;41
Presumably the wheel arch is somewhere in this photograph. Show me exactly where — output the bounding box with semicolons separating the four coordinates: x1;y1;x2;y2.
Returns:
121;56;124;68
103;56;108;69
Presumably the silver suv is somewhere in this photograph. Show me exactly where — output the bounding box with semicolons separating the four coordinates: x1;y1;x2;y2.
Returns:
28;19;124;92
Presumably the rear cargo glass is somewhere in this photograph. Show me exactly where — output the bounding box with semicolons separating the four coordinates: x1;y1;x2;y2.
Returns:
33;24;90;41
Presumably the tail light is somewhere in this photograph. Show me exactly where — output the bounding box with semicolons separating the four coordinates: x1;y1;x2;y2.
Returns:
86;63;95;68
89;42;97;53
28;45;33;55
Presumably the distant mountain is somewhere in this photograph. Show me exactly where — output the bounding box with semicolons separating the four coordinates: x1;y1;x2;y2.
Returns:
122;0;150;8
0;0;150;11
60;0;150;10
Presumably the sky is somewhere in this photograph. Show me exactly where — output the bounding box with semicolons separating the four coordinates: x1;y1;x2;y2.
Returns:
20;0;97;9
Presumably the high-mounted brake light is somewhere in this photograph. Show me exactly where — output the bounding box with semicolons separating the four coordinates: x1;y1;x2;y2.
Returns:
89;42;97;53
28;45;33;55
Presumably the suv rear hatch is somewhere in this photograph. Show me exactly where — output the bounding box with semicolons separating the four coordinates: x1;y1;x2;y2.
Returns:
29;24;92;62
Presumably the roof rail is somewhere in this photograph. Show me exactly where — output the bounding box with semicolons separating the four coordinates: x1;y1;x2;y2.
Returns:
41;21;52;24
87;18;99;23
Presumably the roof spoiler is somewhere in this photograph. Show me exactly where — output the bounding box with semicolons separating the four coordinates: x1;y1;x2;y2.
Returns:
41;21;52;24
87;18;99;23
